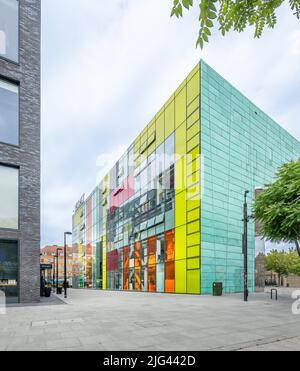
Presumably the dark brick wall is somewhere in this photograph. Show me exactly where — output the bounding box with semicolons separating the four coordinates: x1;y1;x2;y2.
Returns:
0;0;41;303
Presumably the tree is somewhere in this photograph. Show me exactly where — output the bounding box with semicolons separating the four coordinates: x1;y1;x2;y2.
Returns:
254;159;300;257
265;250;291;285
289;251;300;276
171;0;300;49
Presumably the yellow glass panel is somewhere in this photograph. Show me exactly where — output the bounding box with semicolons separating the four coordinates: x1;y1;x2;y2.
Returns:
187;69;200;105
147;142;156;157
187;109;200;129
187;208;200;222
175;121;187;157
187;246;200;259
156;112;165;147
187;96;200;117
175;156;186;194
187;135;200;153
175;87;187;129
187;199;200;212
187;221;200;235
187;269;200;294
141;127;147;145
148;121;156;136
187;184;201;200
175;80;186;96
134;136;141;155
187;232;200;247
188;146;200;158
103;248;107;289
187;63;200;82
187;172;200;188
175;225;187;260
187;122;200;142
157;105;165;119
187;157;200;176
187;257;200;270
165;100;175;138
166;93;175;107
175;260;187;294
175;191;186;227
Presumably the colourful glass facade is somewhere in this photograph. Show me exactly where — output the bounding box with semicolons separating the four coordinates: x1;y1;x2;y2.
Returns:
72;61;300;294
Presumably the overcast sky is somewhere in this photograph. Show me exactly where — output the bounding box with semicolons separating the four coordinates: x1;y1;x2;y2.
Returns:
41;0;300;246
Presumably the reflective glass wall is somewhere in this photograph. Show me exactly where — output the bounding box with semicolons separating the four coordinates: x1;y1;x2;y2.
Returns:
0;240;18;303
72;61;300;295
72;64;201;294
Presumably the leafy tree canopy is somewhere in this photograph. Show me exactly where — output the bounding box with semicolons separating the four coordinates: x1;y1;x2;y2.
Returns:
266;250;300;277
265;250;291;278
254;159;300;257
171;0;300;49
290;251;300;276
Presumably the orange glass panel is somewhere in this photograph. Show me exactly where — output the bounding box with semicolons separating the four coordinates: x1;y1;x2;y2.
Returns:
165;230;175;262
148;237;156;292
148;254;156;266
123;246;129;290
134;242;141;268
148;237;156;256
135;268;141;291
148;265;156;292
165;261;175;293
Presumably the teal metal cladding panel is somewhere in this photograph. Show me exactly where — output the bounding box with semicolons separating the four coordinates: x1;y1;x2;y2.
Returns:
200;60;300;294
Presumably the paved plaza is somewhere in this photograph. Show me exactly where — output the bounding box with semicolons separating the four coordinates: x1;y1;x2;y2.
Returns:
0;288;300;351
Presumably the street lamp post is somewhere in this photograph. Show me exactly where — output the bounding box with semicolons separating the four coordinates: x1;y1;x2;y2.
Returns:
56;247;62;294
64;232;72;299
243;191;250;302
52;253;56;288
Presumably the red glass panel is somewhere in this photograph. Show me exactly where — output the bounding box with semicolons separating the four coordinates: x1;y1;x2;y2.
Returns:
109;175;135;210
123;246;129;290
107;250;119;272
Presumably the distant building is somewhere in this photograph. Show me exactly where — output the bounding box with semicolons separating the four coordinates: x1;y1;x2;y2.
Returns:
40;246;73;286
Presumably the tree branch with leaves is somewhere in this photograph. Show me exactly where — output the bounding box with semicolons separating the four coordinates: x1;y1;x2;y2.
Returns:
254;159;300;258
171;0;300;49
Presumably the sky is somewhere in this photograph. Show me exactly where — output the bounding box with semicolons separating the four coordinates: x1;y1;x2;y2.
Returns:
41;0;300;247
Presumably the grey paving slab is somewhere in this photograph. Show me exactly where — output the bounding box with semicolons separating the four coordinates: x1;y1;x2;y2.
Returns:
0;288;300;351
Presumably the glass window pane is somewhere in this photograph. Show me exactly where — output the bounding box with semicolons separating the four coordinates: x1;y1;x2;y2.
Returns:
156;263;164;292
0;78;19;146
165;261;175;293
0;240;18;303
0;165;18;229
0;0;18;62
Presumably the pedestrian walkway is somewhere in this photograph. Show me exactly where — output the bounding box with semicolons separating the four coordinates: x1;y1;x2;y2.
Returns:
0;289;299;351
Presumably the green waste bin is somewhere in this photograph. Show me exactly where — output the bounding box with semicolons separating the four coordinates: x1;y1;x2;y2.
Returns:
213;282;223;296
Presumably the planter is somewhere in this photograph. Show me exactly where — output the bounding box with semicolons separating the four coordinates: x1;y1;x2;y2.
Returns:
44;287;51;298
